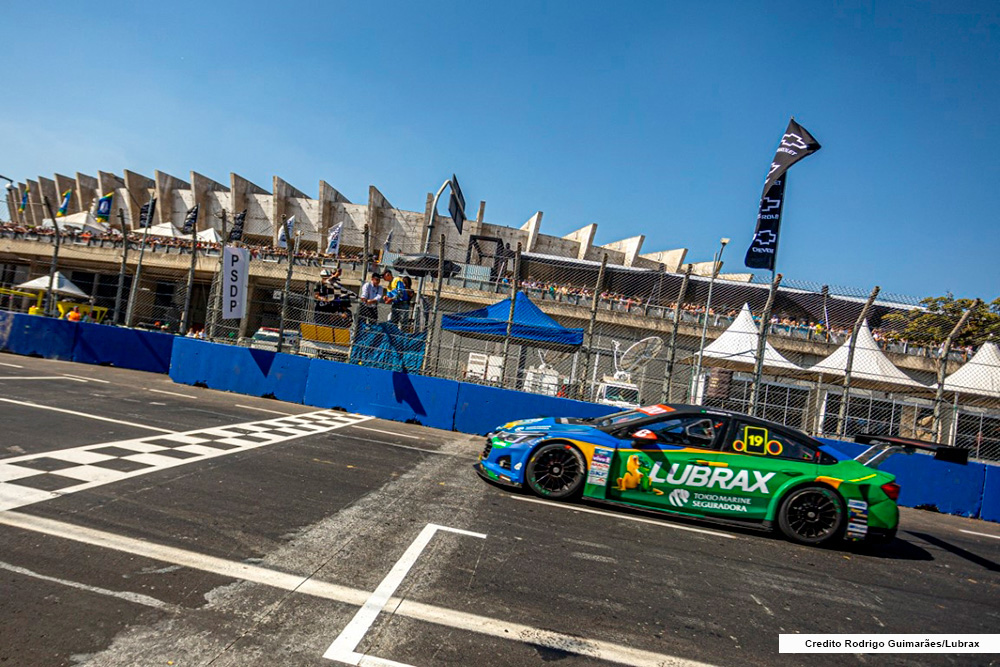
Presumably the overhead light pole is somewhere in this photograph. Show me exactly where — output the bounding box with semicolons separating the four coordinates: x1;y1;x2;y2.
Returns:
41;196;62;317
0;175;17;225
691;237;730;400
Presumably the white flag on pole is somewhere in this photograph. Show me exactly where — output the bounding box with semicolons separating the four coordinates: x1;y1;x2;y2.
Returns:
278;216;295;249
327;222;343;256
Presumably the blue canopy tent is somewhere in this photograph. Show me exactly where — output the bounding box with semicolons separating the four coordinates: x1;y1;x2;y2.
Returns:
441;291;583;352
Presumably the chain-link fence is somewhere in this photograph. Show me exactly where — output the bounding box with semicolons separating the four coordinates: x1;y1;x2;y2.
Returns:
2;219;998;462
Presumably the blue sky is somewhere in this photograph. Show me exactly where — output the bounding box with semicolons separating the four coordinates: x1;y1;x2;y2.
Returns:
3;1;997;300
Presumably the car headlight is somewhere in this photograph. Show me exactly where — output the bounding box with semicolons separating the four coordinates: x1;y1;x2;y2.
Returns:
493;432;541;446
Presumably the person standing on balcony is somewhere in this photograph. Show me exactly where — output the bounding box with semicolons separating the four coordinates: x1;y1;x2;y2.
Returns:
358;273;384;323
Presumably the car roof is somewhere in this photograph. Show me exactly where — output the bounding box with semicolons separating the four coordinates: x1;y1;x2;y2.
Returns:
654;403;821;443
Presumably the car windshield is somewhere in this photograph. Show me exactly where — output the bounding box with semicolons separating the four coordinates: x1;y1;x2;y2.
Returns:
593;410;648;428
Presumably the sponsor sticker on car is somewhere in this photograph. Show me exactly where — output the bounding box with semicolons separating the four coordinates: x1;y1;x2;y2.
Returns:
587;449;613;487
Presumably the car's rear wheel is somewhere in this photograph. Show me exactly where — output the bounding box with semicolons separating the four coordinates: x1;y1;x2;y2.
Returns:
525;442;586;500
778;486;845;546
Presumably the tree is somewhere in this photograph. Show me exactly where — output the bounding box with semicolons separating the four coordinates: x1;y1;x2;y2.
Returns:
881;294;1000;347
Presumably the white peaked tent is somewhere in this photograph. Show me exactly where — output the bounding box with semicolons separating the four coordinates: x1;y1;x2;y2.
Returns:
144;222;183;238
699;304;802;371
16;272;89;299
196;227;221;243
939;342;1000;399
42;211;109;235
807;320;927;390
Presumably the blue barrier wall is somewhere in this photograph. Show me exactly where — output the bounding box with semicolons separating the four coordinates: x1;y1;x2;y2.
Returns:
818;437;988;518
0;311;78;360
454;382;618;435
170;338;310;404
980;466;1000;523
303;358;459;431
73;322;175;373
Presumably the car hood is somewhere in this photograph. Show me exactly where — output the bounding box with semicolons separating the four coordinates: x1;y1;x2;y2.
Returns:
494;417;616;442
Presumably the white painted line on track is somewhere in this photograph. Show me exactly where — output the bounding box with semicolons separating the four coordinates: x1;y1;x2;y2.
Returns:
324;523;486;665
0;376;88;382
0;397;177;434
63;373;109;384
147;388;196;399
960;529;1000;541
334;433;457;457
235;404;295;416
0;559;172;610
349;425;421;440
0;511;711;667
510;495;737;538
0;362;23;368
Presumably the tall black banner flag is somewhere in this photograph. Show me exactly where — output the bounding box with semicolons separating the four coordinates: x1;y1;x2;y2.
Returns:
745;118;821;270
744;176;786;269
138;199;157;228
182;205;199;234
228;210;246;242
448;174;467;235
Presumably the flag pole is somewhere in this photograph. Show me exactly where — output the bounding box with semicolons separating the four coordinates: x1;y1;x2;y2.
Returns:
125;196;155;328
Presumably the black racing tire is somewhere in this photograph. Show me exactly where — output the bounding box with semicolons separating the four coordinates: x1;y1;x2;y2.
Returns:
525;442;586;500
778;485;846;546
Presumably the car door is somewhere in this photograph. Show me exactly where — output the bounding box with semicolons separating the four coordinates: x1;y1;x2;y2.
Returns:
700;419;822;521
606;412;728;515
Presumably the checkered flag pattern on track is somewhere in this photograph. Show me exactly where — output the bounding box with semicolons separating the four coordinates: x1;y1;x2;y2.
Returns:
0;411;371;511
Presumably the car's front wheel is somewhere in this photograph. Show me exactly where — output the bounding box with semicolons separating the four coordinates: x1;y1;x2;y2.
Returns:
525;442;586;500
778;485;845;546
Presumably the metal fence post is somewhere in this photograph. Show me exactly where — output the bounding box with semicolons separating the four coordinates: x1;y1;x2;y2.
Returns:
835;285;881;437
181;219;199;335
41;196;61;317
113;208;129;325
501;244;522;389
748;272;783;416
578;253;608;402
663;264;691;403
207;210;227;340
430;234;446;374
125;195;156;328
277;216;297;355
932;301;977;441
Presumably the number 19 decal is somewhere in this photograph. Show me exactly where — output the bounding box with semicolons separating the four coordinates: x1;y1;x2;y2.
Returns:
732;426;783;456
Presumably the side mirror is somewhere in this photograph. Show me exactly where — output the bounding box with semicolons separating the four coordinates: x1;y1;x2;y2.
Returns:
631;428;657;441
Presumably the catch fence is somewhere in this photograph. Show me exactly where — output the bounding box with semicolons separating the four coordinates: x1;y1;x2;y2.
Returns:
1;222;997;461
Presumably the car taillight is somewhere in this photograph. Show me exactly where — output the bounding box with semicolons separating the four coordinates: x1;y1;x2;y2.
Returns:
881;482;900;501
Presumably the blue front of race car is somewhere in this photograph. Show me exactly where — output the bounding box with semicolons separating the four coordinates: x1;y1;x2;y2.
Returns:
476;417;614;487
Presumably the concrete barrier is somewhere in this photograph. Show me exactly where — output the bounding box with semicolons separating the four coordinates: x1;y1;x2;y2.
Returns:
73;323;175;373
170;338;310;404
453;382;618;435
0;311;78;360
303;358;459;431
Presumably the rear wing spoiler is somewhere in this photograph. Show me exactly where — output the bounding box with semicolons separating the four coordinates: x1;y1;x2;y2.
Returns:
853;433;969;467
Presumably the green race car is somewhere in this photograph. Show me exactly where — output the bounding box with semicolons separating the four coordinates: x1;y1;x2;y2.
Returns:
476;403;966;546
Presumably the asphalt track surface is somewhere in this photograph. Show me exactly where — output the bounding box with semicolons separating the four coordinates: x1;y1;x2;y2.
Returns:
0;355;997;667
